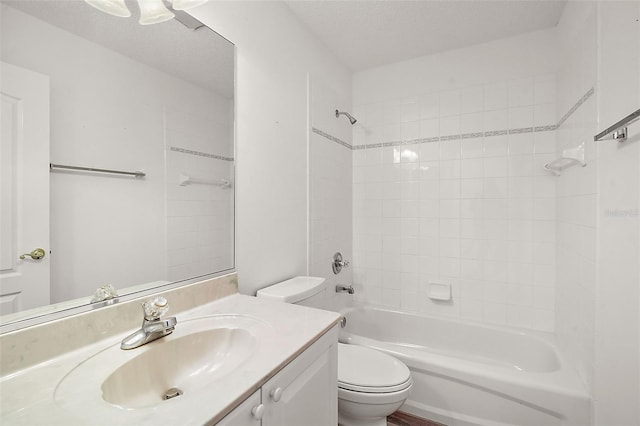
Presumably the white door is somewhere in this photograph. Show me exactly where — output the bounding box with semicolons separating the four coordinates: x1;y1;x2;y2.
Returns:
0;61;50;314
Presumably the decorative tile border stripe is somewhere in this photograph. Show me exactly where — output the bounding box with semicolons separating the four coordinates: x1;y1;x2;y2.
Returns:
509;127;534;134
352;125;556;150
169;146;234;161
535;125;558;132
486;130;508;137
557;87;595;128
325;87;594;151
462;132;484;139
312;127;353;149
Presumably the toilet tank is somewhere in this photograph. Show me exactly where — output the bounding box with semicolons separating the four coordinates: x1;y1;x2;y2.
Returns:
256;276;326;307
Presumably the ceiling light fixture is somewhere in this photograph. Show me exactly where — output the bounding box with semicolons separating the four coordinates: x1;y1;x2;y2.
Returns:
85;0;209;25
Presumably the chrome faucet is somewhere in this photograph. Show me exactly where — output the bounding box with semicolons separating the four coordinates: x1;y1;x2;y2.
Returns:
121;296;177;350
336;285;355;294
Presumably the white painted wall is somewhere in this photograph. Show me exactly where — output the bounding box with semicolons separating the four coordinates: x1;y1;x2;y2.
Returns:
309;76;353;311
592;2;640;424
555;3;640;423
351;29;559;331
190;2;352;295
555;0;598;391
1;6;231;302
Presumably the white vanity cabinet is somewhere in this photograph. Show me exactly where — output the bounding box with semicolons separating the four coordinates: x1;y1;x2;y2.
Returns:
216;325;338;426
216;390;262;425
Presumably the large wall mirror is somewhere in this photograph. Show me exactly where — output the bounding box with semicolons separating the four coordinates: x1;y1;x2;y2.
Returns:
0;0;235;331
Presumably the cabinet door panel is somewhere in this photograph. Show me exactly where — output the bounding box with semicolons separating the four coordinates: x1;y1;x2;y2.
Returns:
263;327;338;426
216;390;262;426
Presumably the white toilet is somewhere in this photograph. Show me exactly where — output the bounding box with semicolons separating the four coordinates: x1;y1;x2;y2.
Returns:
256;276;412;426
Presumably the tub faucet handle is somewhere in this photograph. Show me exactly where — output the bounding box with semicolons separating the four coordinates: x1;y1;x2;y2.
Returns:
332;252;350;274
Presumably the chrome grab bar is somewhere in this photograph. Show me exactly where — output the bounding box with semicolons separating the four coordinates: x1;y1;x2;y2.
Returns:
594;108;640;143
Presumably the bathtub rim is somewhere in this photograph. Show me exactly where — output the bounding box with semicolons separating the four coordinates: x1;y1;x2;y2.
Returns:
340;305;562;351
339;305;590;399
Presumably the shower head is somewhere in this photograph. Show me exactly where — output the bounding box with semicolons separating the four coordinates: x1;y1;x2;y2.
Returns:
335;109;357;125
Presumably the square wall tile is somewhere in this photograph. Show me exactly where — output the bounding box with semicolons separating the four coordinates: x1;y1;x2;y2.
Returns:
508;106;534;129
508;134;534;156
462;158;484;178
440;116;461;137
461;112;484;134
534;104;556;127
508;78;534;107
383;101;402;125
420;119;440;138
419;142;440;161
534;76;556;105
401;101;419;123
484;157;508;178
440;90;461;117
484;83;508;111
461;138;484;159
419;93;439;119
484;109;508;132
484;136;508;157
462;86;484;114
440;141;462;160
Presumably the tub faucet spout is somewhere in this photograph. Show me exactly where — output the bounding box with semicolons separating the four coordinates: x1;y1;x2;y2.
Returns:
336;285;355;294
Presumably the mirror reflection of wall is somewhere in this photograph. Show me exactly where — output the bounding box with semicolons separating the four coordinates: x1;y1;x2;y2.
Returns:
0;1;234;324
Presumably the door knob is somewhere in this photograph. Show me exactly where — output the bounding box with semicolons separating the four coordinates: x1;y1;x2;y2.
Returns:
19;248;46;260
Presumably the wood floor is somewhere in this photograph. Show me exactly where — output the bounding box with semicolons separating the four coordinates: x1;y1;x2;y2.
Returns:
387;411;446;426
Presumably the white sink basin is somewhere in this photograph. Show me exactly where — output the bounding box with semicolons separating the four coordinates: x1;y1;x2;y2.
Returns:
55;315;269;410
102;327;254;408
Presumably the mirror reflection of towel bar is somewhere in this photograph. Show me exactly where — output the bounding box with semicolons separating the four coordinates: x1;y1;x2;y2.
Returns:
49;163;145;178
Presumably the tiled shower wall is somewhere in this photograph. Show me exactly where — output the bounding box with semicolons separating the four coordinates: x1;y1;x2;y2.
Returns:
351;29;559;331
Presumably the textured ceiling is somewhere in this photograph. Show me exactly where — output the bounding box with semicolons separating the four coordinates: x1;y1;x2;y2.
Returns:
3;0;234;98
285;0;567;71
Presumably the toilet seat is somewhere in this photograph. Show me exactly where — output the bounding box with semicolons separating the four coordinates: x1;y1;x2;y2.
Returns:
338;377;412;394
338;343;412;394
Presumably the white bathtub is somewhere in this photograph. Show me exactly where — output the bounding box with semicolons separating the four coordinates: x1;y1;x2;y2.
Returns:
339;307;589;426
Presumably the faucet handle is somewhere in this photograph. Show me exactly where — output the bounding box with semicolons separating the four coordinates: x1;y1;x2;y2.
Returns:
332;252;350;274
143;296;169;320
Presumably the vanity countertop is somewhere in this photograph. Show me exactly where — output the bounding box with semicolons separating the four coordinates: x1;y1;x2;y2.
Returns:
0;294;341;425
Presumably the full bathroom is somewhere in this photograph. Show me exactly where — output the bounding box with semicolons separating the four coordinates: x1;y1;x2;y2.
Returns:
0;1;639;425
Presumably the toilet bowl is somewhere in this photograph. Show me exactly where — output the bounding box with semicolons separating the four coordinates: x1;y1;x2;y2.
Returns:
337;343;412;426
256;276;412;425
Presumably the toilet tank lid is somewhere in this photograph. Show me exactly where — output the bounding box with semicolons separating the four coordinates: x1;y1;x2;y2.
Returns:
256;276;326;303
